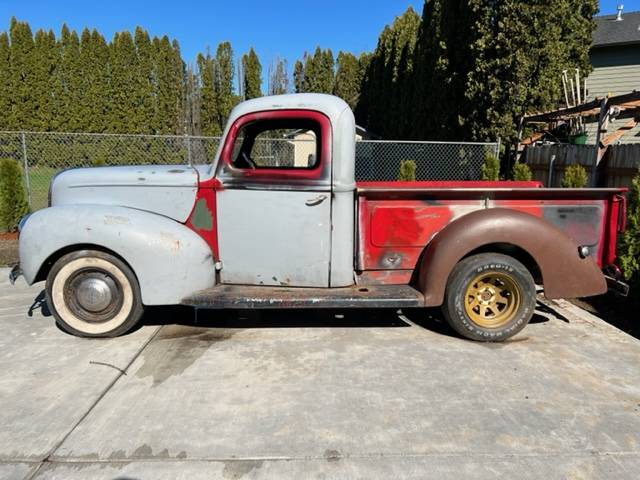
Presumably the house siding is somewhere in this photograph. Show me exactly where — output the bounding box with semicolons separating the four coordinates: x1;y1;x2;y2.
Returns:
587;46;640;99
584;45;640;144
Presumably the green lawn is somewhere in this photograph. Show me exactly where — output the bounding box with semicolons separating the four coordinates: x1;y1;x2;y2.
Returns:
26;166;58;212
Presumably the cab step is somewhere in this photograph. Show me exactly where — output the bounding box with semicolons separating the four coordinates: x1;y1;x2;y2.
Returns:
181;284;425;309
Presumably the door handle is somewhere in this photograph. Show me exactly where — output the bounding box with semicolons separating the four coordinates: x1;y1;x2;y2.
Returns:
305;194;328;206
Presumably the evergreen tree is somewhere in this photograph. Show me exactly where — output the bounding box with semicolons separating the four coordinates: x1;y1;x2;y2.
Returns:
0;159;29;232
214;42;235;134
197;51;217;136
410;0;597;143
8;17;36;130
108;31;138;133
268;57;289;95
154;36;184;134
333;51;361;109
356;7;420;138
77;29;109;132
183;63;201;135
241;47;262;99
302;47;334;93
32;29;58;131
293;59;304;93
55;24;82;131
134;26;155;133
0;32;10;130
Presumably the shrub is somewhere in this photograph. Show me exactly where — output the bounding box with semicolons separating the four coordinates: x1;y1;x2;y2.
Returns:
619;173;640;283
512;161;532;181
0;159;30;232
480;152;500;181
398;159;417;181
561;164;588;188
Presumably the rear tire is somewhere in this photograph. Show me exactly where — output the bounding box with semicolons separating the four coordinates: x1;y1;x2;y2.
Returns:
441;253;536;342
45;250;144;338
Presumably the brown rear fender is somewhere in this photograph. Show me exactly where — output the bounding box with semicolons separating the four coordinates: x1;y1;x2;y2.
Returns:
417;208;606;306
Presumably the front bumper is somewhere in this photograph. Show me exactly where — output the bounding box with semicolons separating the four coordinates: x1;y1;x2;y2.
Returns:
9;264;22;285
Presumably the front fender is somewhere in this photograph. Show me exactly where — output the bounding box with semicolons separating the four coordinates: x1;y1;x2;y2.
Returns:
19;205;216;305
418;208;606;306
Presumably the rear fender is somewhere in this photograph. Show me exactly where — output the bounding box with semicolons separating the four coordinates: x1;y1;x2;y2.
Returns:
418;208;606;306
19;205;216;305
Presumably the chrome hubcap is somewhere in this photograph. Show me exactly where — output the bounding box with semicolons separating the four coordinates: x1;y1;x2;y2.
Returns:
64;270;123;323
76;277;114;312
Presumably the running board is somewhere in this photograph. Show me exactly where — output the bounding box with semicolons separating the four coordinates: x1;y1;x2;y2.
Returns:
182;284;425;309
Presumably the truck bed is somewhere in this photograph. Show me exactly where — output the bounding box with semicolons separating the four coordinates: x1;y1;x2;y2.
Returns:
355;181;626;284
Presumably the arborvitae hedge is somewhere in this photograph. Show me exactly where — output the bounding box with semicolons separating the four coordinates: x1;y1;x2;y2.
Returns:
512;161;533;181
0;159;29;232
480;153;500;181
562;164;588;188
398;160;417;181
619;174;640;283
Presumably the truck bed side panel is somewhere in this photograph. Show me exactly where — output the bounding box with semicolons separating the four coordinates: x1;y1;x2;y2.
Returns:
356;187;623;278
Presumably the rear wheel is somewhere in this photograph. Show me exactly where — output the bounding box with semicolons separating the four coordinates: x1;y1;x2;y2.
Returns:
45;250;144;337
441;253;536;342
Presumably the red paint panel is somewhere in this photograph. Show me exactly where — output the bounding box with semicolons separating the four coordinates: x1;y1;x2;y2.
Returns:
185;178;220;261
358;193;623;279
359;198;483;271
370;204;453;247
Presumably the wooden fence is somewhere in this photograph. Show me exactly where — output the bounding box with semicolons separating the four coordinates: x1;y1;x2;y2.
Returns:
522;144;639;188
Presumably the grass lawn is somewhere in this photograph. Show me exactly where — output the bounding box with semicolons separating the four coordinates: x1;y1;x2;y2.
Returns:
25;166;58;212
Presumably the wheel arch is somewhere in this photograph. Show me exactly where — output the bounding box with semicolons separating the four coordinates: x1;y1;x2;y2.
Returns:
34;243;135;284
462;243;542;284
19;205;216;305
417;208;606;306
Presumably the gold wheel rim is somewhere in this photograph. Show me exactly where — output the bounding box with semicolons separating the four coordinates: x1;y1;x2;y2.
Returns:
464;271;521;328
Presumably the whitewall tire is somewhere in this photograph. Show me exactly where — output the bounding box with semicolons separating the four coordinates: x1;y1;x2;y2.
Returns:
45;250;144;337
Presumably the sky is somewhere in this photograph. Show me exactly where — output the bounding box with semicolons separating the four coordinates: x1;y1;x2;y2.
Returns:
0;0;637;72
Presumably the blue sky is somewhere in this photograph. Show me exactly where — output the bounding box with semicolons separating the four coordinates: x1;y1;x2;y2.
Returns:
0;0;637;72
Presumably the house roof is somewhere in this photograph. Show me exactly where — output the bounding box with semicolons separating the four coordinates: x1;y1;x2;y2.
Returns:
593;10;640;48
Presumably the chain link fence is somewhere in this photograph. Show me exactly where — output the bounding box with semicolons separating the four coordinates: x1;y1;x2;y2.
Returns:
355;140;499;182
0;131;499;212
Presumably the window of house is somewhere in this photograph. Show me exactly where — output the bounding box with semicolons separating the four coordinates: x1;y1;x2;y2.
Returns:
231;119;320;170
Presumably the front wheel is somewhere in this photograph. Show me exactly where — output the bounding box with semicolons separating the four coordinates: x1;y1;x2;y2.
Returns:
441;253;536;342
45;250;144;337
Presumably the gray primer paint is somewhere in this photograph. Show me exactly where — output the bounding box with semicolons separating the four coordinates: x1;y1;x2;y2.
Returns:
51;165;198;223
216;189;331;287
205;94;357;287
19;205;216;305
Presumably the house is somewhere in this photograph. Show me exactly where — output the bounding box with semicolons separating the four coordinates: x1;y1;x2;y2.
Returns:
585;6;640;143
286;125;379;167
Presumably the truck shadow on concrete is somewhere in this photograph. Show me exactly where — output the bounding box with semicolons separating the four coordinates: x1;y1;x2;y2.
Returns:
140;303;555;340
28;290;558;340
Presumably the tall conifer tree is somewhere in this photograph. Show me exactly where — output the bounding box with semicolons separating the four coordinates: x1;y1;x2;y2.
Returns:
0;32;10;130
241;47;262;99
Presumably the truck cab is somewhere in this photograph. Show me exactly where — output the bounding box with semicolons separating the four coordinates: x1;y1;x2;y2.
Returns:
12;94;627;341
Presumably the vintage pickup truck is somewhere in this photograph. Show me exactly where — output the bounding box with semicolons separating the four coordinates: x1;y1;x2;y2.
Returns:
11;94;628;341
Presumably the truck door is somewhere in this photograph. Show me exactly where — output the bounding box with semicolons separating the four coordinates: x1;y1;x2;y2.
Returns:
215;110;333;287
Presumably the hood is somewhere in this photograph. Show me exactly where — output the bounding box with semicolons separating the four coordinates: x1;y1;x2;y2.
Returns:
50;165;199;223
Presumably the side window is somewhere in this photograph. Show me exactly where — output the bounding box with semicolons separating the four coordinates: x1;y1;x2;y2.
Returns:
231;119;320;170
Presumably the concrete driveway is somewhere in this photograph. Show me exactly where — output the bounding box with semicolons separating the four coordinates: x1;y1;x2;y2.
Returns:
1;267;639;479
